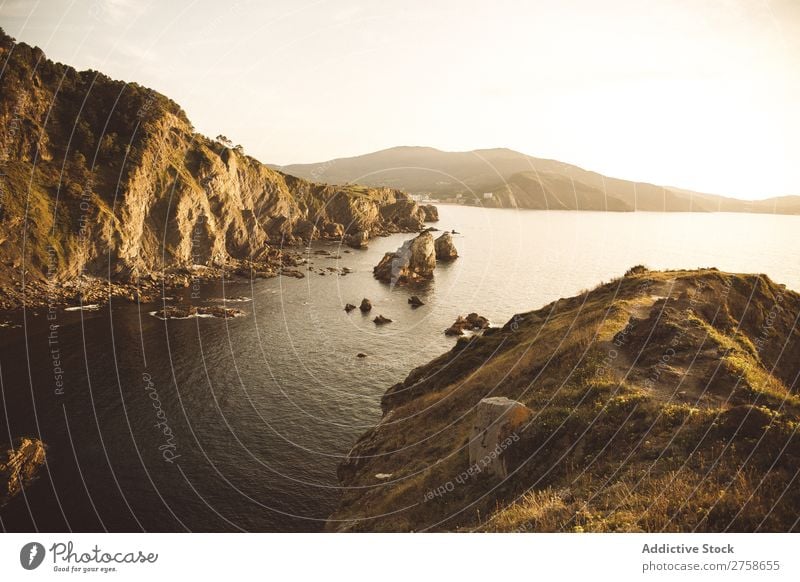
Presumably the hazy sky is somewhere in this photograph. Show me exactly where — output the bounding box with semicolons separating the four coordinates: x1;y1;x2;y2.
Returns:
2;0;799;199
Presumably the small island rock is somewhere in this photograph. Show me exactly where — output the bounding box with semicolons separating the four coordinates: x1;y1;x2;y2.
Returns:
373;232;436;286
434;232;458;261
421;204;439;222
445;312;489;335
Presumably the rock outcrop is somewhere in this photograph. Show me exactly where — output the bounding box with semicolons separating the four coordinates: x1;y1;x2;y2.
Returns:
373;315;392;325
1;437;46;506
421;204;439;222
444;313;489;335
434;232;458;261
359;298;372;313
345;231;370;249
379;198;428;230
373;232;436;286
0;29;435;308
328;269;800;532
468;397;533;478
408;295;424;307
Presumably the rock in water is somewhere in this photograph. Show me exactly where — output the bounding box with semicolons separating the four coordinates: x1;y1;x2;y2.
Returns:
408;295;424;307
434;232;458;261
421;204;439;222
373;232;436;286
344;303;357;313
373;315;393;325
445;312;489;335
359;298;372;313
346;230;370;249
322;222;345;238
445;316;468;336
1;437;47;505
152;305;244;319
465;312;489;329
468;397;532;479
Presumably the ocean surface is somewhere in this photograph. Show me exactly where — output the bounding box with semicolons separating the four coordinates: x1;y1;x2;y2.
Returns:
1;205;799;532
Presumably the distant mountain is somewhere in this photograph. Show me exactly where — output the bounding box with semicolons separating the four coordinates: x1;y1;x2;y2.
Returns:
280;146;800;214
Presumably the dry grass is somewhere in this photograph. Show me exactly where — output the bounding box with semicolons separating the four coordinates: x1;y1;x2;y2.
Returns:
330;269;800;532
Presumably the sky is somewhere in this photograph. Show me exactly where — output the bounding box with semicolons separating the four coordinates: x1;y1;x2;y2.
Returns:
1;0;798;199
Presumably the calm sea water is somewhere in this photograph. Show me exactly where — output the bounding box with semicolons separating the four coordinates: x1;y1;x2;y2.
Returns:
1;206;798;532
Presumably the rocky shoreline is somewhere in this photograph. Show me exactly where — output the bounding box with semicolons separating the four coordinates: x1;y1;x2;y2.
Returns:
0;221;443;310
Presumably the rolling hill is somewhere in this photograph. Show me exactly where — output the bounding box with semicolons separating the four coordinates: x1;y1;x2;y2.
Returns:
280;146;800;214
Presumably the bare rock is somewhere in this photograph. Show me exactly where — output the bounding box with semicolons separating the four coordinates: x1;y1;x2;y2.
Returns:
322;222;345;238
421;204;439;222
293;219;319;241
152;305;244;319
373;232;436;286
344;303;357;313
281;268;306;279
379;198;426;231
445;312;489;335
465;312;489;329
346;230;370;249
434;232;458;261
1;437;46;506
468;397;532;479
356;353;367;358
359;298;372;313
373;315;393;325
408;295;424;307
445;317;467;336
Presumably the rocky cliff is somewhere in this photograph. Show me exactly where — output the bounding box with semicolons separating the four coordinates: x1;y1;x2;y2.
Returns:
0;29;432;307
328;268;800;532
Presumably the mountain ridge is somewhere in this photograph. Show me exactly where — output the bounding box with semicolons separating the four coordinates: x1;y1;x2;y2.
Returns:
279;146;800;214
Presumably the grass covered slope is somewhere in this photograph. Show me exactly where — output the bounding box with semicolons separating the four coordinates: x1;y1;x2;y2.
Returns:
328;268;800;532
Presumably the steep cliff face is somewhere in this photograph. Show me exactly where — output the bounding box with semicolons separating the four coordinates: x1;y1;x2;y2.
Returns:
328;269;800;532
0;29;430;306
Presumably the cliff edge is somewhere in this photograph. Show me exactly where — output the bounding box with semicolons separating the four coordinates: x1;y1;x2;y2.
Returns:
328;268;800;532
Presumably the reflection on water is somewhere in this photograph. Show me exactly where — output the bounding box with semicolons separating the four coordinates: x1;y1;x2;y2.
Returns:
1;206;798;531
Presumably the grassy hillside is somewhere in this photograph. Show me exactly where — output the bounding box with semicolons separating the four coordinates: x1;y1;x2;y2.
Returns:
329;268;800;532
